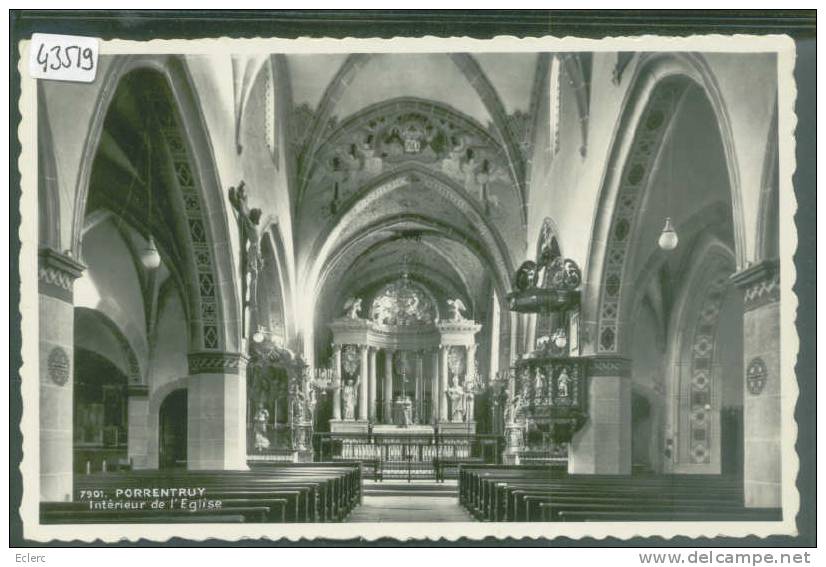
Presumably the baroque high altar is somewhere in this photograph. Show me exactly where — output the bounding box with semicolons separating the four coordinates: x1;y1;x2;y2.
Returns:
326;276;481;435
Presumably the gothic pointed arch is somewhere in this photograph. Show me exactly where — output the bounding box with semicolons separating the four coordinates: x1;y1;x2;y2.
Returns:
37;84;61;250
70;56;241;354
756;99;779;261
74;306;143;386
664;235;737;471
584;53;746;356
304;164;515;306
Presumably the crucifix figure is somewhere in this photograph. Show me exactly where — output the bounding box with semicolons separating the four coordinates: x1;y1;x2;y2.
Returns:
228;181;262;337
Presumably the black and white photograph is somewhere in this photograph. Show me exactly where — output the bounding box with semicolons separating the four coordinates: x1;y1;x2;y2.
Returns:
11;18;810;548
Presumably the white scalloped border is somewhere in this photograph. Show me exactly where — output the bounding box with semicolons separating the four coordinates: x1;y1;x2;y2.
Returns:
16;32;800;543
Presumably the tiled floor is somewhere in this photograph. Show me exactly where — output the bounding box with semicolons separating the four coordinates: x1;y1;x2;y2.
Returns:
346;480;474;523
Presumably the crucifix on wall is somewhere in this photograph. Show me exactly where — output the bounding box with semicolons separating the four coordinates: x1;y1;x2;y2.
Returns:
228;181;263;338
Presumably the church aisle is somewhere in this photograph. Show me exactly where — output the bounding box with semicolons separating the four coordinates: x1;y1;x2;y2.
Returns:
346;481;475;522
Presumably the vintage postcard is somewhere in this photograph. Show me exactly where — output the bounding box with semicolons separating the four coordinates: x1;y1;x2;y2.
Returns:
16;32;799;542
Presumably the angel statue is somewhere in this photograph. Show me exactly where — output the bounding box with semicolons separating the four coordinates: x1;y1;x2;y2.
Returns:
446;298;468;322
343;297;363;320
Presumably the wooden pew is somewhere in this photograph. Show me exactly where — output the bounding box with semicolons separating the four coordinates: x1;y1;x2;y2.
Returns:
47;462;362;524
458;464;776;523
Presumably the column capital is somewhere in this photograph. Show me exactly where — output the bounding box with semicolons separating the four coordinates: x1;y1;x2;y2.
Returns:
730;259;780;312
586;355;631;378
39;247;85;302
188;351;248;375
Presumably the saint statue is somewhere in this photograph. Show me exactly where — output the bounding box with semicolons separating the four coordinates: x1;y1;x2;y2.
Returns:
401;396;413;427
557;368;571;398
504;394;522;425
447;376;466;423
463;377;477;422
534;367;547;402
342;379;359;421
253;404;270;452
305;387;317;422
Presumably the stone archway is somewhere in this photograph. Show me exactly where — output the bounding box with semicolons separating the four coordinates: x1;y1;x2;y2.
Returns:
583;54;747;358
70;56;240;355
158;389;188;469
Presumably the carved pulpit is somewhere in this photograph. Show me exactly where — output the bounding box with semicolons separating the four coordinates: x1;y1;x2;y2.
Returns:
506;243;587;463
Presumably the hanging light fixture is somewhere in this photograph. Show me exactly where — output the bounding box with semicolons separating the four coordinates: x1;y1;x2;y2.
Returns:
658;217;679;251
140;236;162;269
658;87;679;252
140;126;162;270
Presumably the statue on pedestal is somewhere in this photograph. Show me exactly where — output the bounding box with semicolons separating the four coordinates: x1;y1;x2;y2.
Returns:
342;378;359;420
557;367;571;398
253;403;270;452
534;366;547;402
447;376;466;422
401;396;413;427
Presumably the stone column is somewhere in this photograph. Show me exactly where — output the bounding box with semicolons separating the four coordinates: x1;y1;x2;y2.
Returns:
431;349;440;424
332;344;342;420
569;356;631;474
732;260;781;508
384;349;394;423
415;352;423;400
359;345;369;421
127;385;151;469
38;248;84;502
368;347;378;421
439;345;449;421
525;314;537;353
187;352;249;470
466;343;477;383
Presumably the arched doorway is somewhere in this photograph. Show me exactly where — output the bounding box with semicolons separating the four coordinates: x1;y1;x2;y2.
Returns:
631;390;653;473
159;389;187;469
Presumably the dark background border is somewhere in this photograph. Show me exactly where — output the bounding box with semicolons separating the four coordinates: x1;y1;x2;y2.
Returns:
9;9;817;549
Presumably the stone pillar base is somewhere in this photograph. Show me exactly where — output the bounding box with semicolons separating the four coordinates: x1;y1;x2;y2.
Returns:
127;389;151;470
187;353;248;471
38;248;84;502
568;357;631;474
733;260;781;508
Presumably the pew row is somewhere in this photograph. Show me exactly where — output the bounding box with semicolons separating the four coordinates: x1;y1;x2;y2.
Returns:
41;462;361;524
458;465;781;523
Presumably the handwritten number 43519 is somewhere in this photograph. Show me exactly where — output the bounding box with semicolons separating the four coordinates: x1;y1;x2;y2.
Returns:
36;43;95;73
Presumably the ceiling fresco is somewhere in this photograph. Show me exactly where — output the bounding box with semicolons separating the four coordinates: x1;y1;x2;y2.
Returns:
281;52;542;347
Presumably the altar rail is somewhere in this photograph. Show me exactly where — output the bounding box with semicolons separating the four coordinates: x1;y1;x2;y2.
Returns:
313;432;503;481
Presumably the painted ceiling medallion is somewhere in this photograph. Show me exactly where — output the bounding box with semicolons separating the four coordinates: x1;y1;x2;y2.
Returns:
370;276;436;327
